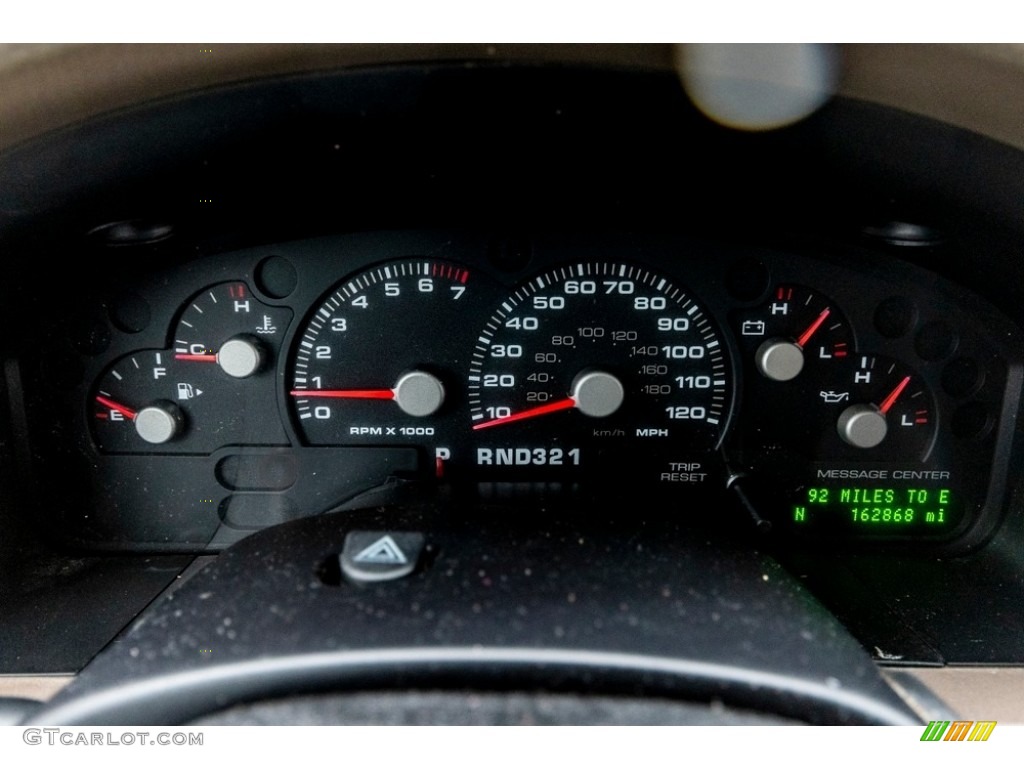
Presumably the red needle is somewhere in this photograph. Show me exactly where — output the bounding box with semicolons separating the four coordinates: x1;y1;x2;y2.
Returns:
175;354;217;362
95;395;137;420
472;397;576;430
290;389;395;400
795;308;831;348
877;376;911;415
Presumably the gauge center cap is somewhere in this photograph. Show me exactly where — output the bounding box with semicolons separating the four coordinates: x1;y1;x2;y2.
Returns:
756;339;805;382
571;371;624;418
394;371;445;417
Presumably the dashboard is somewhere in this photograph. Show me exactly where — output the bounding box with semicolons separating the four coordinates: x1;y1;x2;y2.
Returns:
24;230;1020;552
1;44;1024;726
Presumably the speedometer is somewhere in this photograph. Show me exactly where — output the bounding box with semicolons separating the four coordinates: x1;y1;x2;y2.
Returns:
468;262;733;477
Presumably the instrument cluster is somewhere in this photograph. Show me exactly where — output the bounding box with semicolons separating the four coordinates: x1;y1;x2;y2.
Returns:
26;231;1021;551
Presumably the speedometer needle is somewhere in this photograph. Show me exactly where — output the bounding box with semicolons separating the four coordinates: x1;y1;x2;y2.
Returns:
472;397;576;430
472;370;625;430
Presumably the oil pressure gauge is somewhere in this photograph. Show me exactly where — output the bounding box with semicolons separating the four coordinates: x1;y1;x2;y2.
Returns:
739;348;936;463
827;354;936;460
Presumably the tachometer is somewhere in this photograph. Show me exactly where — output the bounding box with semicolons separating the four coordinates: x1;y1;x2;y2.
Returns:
468;262;733;478
289;258;496;475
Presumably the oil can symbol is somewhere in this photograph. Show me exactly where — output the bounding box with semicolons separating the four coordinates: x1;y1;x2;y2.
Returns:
819;391;849;404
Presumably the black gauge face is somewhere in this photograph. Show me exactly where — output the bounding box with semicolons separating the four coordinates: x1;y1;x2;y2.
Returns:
467;262;732;478
92;350;188;452
742;340;937;463
89;282;294;455
734;284;853;383
91;343;290;454
742;349;955;538
734;283;859;460
289;259;494;471
64;229;1017;550
173;282;292;379
821;354;937;461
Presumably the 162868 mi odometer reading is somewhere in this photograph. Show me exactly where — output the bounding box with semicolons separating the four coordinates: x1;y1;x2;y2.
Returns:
468;262;732;472
790;484;964;536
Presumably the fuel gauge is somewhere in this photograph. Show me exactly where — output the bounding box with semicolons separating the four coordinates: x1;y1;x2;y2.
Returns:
91;345;289;454
91;350;190;451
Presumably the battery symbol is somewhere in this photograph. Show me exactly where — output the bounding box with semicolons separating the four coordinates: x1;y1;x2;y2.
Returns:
741;320;766;336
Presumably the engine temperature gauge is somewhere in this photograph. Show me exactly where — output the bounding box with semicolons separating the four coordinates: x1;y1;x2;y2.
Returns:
173;282;292;379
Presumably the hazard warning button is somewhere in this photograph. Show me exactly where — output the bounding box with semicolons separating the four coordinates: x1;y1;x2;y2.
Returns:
340;531;426;583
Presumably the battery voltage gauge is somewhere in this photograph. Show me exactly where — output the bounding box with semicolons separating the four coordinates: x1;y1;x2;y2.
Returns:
735;284;853;382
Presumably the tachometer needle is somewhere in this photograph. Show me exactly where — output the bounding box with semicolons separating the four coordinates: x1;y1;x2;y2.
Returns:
877;376;911;415
795;307;831;348
291;372;446;417
472;397;576;430
95;395;137;420
290;389;395;400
